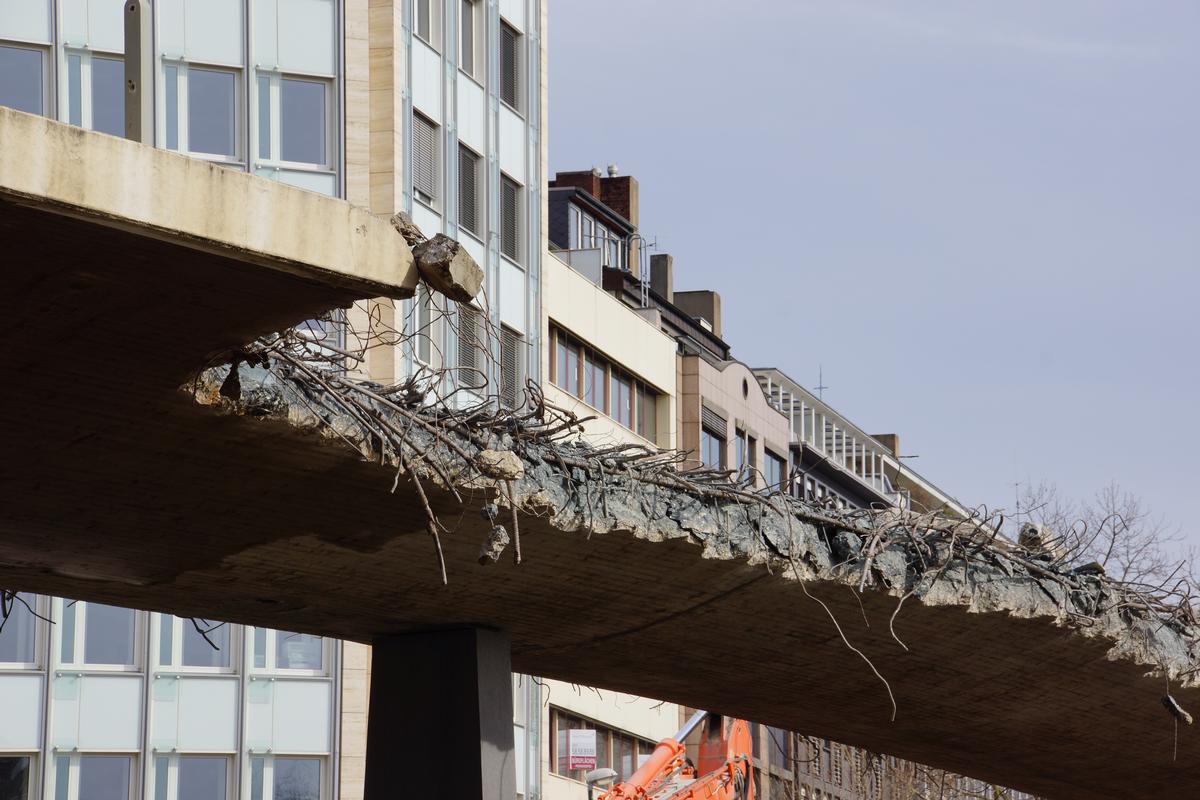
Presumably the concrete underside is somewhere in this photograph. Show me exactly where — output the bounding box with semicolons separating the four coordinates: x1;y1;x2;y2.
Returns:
3;119;1200;799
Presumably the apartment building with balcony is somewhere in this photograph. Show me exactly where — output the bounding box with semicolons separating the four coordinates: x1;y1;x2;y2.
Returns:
0;2;545;799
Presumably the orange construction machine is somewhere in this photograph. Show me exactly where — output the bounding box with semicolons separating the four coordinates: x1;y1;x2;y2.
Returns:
594;710;755;800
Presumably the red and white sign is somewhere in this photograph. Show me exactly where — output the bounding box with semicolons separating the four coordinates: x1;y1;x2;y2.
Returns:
567;729;597;771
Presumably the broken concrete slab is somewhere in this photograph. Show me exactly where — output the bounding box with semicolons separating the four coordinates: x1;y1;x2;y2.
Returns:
412;233;484;303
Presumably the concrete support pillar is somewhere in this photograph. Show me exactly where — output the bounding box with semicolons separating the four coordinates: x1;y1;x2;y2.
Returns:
363;628;516;800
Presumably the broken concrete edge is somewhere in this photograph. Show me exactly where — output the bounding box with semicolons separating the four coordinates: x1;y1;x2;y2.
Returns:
390;213;484;304
189;361;1200;689
0;106;416;301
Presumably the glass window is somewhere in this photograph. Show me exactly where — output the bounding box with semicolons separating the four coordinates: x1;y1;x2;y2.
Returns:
179;757;227;800
68;53;83;125
458;145;480;235
765;450;786;490
153;757;168;800
164;65;179;150
257;75;271;158
273;758;319;800
280;78;325;164
460;0;476;77
83;603;135;666
554;335;579;395
500;176;521;260
636;384;656;441
0;45;43;115
415;286;433;364
275;631;323;670
78;755;132;800
581;215;594;249
181;619;231;668
188;68;236;157
0;593;37;664
734;430;746;472
415;0;432;43
611;372;632;427
583;353;604;410
0;756;30;800
701;428;724;470
499;22;519;110
92;56;124;137
567;206;581;249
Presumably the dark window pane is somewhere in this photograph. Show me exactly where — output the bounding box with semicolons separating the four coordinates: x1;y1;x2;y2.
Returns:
78;756;131;800
179;757;227;800
188;68;236;156
0;756;30;800
0;593;36;663
0;46;43;115
460;0;474;75
164;66;179;149
275;630;322;670
68;54;82;125
280;78;325;164
92;56;125;136
257;75;271;158
182;619;230;668
273;758;319;800
84;603;135;666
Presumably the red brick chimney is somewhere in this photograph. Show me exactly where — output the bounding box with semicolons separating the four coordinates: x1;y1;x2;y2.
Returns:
550;169;601;199
599;170;639;228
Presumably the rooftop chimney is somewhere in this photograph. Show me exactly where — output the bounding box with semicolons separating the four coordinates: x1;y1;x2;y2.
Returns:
873;433;900;457
673;290;721;339
599;173;639;227
550;169;602;199
649;253;673;302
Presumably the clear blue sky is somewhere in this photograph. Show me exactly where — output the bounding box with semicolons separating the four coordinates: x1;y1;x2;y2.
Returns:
548;1;1200;538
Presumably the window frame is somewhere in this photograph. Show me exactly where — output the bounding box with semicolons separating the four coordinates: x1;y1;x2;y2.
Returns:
0;593;44;669
413;0;440;50
411;110;440;208
248;628;329;677
458;143;482;238
152;754;234;800
51;753;137;800
55;599;142;672
247;754;327;800
253;69;335;173
58;47;124;136
153;614;238;675
459;0;482;82
160;61;244;165
0;41;51;117
0;753;36;800
549;708;656;785
499;21;521;113
500;173;523;263
701;427;725;470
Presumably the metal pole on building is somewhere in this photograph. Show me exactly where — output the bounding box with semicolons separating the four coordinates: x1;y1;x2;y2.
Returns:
123;1;153;144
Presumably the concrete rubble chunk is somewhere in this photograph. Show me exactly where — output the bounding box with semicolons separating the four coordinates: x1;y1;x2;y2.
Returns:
389;211;427;248
477;449;525;481
1018;522;1064;559
412;234;484;304
478;524;511;565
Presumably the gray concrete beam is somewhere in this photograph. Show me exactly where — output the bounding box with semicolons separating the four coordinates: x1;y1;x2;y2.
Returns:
364;629;516;800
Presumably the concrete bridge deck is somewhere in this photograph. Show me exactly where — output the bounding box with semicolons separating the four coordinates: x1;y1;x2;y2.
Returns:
1;108;1198;799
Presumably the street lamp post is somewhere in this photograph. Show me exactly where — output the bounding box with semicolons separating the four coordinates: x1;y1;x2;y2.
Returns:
585;767;618;800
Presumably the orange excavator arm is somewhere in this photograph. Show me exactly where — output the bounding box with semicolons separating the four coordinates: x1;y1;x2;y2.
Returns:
598;711;755;800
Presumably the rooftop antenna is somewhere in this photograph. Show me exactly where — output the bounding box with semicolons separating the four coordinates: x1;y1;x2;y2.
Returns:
815;365;829;400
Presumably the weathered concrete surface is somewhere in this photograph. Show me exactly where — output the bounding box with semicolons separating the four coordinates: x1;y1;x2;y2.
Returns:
0;106;416;299
2;109;1200;799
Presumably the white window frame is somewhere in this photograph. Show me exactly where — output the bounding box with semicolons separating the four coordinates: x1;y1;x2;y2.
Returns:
159;60;244;165
51;753;137;800
248;628;329;677
412;284;441;367
58;46;122;134
151;753;235;800
499;20;522;114
246;754;328;800
411;110;440;208
253;69;336;175
413;0;440;50
152;614;238;675
458;143;483;239
459;0;482;82
0;753;38;800
500;173;523;263
54;599;142;672
0;40;52;117
0;593;45;670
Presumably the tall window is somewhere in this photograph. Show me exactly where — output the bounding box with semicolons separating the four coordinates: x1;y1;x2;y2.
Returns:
458;145;481;235
0;44;46;115
412;112;439;205
583;352;605;411
460;0;478;78
250;629;325;674
256;74;331;167
610;370;632;428
550;326;661;439
54;754;135;800
153;755;229;800
765;450;787;491
500;175;521;261
414;0;437;47
157;616;232;670
701;427;724;470
249;756;321;800
456;305;485;390
499;23;520;111
0;756;30;800
499;326;524;408
554;332;580;395
60;601;137;668
0;593;37;666
550;710;655;785
163;64;240;161
65;51;124;136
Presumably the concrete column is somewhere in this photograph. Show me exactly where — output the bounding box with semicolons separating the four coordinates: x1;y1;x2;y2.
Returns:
364;628;516;800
